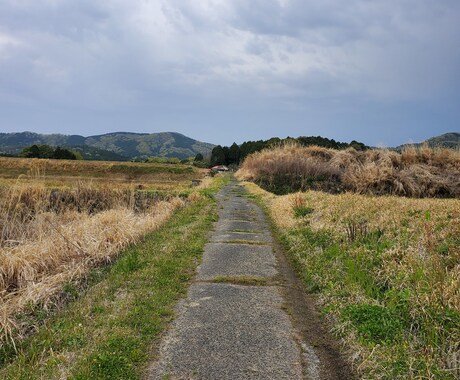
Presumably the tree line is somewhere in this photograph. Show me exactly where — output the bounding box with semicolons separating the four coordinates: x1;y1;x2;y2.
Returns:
208;136;368;167
20;144;80;160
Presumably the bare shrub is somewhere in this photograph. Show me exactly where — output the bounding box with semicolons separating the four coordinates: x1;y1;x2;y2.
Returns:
238;145;460;198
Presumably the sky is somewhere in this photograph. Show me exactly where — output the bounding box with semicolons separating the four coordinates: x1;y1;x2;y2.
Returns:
0;0;459;147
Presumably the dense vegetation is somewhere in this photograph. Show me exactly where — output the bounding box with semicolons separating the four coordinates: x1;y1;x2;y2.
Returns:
210;136;368;167
20;144;79;160
242;183;460;379
238;144;460;197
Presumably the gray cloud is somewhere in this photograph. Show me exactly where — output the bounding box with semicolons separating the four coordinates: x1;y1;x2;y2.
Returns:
0;0;459;145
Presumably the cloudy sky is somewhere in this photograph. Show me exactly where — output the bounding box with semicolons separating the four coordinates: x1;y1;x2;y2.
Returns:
0;0;459;146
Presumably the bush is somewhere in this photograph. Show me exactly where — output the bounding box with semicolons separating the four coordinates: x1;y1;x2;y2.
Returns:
237;144;460;198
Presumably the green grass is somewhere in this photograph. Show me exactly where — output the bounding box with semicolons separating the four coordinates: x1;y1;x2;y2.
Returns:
293;205;314;218
0;198;219;379
343;304;404;345
245;186;460;380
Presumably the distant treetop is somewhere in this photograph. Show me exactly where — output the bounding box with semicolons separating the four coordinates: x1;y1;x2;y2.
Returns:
210;136;369;166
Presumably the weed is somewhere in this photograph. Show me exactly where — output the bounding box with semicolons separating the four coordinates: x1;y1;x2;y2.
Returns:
344;304;404;344
293;206;314;218
212;276;271;286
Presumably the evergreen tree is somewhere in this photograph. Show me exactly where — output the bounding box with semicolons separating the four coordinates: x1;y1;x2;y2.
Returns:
53;146;77;160
210;145;226;166
227;142;240;165
21;144;41;158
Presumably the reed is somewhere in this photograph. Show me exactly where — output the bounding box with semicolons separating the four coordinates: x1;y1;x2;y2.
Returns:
238;144;460;197
0;169;195;347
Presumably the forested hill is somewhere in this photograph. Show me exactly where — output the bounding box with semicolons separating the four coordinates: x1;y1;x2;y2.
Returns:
0;131;215;160
397;132;460;150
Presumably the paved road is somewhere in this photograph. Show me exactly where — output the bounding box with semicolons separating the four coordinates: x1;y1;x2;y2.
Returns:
147;178;318;379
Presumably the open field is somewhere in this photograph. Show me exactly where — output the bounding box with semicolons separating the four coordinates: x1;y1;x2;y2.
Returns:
240;181;460;379
0;157;211;354
0;156;204;192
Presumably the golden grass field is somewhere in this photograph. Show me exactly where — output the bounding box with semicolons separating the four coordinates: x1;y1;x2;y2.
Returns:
0;157;208;348
238;145;460;379
238;144;460;197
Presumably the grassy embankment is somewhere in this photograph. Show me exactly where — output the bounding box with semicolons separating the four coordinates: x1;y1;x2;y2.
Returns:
0;157;226;378
238;145;460;379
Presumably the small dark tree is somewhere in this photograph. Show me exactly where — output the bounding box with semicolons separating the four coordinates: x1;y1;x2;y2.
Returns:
53;146;77;160
222;146;230;165
38;144;55;158
194;153;204;161
227;142;241;165
210;145;226;166
21;144;41;158
349;140;368;151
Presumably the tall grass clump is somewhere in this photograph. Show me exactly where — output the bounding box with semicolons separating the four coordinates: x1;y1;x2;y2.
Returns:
238;144;460;197
243;182;460;379
0;179;188;349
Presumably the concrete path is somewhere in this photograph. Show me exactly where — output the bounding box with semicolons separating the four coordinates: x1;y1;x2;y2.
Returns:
147;178;314;379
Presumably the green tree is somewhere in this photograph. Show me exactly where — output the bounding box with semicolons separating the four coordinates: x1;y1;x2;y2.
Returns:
194;153;204;161
210;145;226;166
53;146;77;160
37;144;55;158
21;144;41;158
227;142;240;165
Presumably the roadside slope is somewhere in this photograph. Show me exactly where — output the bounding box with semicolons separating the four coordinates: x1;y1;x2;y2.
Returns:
0;195;218;379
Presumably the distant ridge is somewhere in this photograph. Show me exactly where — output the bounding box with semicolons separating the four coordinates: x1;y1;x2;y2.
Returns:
398;132;460;150
0;131;215;160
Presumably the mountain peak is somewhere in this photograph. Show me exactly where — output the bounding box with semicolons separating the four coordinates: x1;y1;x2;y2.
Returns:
0;131;215;160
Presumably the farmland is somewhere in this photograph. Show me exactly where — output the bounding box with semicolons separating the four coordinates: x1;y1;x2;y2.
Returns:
0;156;216;375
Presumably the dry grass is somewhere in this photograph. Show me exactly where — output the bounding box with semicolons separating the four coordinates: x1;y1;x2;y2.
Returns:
237;144;460;197
0;158;207;349
0;156;204;192
243;181;460;379
0;192;184;348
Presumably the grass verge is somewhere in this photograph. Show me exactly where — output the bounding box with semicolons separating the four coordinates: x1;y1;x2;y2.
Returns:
0;197;218;379
241;182;460;380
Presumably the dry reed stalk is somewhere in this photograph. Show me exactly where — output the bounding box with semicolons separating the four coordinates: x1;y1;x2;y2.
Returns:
238;144;460;197
0;197;185;346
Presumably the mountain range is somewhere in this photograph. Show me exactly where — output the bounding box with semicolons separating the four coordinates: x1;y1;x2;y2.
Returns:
0;131;457;161
0;131;215;160
397;132;460;150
